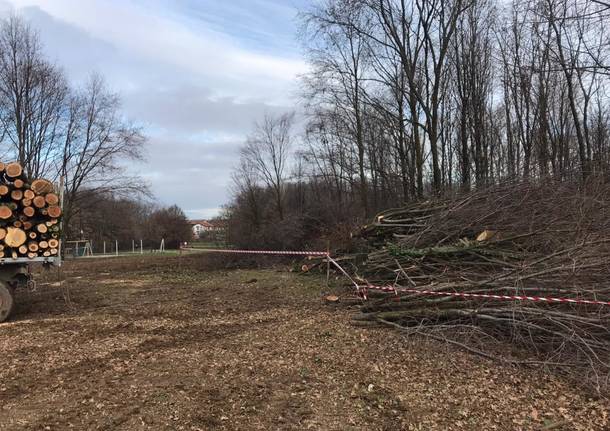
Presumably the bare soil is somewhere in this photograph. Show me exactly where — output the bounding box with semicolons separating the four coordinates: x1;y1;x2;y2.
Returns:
0;255;607;430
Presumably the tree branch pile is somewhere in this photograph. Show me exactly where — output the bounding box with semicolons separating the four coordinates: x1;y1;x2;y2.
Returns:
349;179;610;391
0;161;61;259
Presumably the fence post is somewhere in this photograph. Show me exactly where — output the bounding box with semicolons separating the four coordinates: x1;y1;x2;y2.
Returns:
115;240;119;256
103;241;106;255
326;241;330;287
132;239;135;253
140;239;143;254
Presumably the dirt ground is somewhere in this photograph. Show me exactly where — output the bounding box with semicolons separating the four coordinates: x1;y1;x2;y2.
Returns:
0;255;607;430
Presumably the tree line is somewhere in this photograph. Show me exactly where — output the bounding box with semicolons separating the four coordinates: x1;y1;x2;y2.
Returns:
227;0;610;248
71;194;191;252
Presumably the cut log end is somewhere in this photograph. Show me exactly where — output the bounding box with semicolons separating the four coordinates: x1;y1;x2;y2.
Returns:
30;179;53;195
5;227;27;248
23;207;35;217
47;206;62;218
45;193;59;206
36;224;48;234
5;162;23;178
10;190;23;201
0;206;12;220
33;196;46;208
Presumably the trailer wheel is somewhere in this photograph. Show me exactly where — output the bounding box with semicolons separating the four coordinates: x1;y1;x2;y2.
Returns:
0;283;14;323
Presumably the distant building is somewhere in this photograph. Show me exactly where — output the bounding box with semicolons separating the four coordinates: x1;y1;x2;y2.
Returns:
189;219;226;238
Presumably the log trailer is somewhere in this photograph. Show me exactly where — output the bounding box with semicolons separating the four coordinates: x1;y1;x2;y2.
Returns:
0;162;63;323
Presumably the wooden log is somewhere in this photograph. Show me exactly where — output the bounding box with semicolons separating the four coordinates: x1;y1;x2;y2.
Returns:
11;251;17;259
22;199;32;207
27;242;39;252
5;162;22;178
39;240;48;249
13;179;24;189
28;232;37;239
0;228;5;240
30;179;53;195
0;162;4;172
23;189;35;200
18;245;27;254
47;206;61;218
33;196;46;208
23;221;32;230
10;189;23;201
36;224;48;234
48;239;59;249
0;206;12;220
45;193;59;206
12;221;22;228
23;206;35;218
42;251;50;257
5;227;27;247
49;248;58;255
27;252;36;259
0;185;8;196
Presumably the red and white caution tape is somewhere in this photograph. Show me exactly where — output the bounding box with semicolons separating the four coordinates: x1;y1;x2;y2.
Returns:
200;248;329;257
199;248;609;306
361;284;610;307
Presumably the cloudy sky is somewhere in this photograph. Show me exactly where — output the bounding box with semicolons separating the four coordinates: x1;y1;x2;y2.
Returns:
0;0;310;218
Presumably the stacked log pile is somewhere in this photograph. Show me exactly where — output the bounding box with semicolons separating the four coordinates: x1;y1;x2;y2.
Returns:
346;180;610;391
0;162;61;259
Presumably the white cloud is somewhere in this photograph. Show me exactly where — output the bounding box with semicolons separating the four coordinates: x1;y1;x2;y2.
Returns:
8;0;307;102
1;0;306;218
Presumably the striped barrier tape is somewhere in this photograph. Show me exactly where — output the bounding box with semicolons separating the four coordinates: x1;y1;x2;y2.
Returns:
199;249;329;257
198;248;610;306
361;284;610;307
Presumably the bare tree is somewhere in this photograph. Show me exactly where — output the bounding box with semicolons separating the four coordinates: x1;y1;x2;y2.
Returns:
0;15;68;178
240;112;294;220
59;74;146;228
0;16;147;233
302;0;373;216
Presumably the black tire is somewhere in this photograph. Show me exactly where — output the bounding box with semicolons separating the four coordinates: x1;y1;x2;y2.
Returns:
0;283;14;323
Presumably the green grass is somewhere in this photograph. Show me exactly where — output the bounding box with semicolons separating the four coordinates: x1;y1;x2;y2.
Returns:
186;241;227;249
